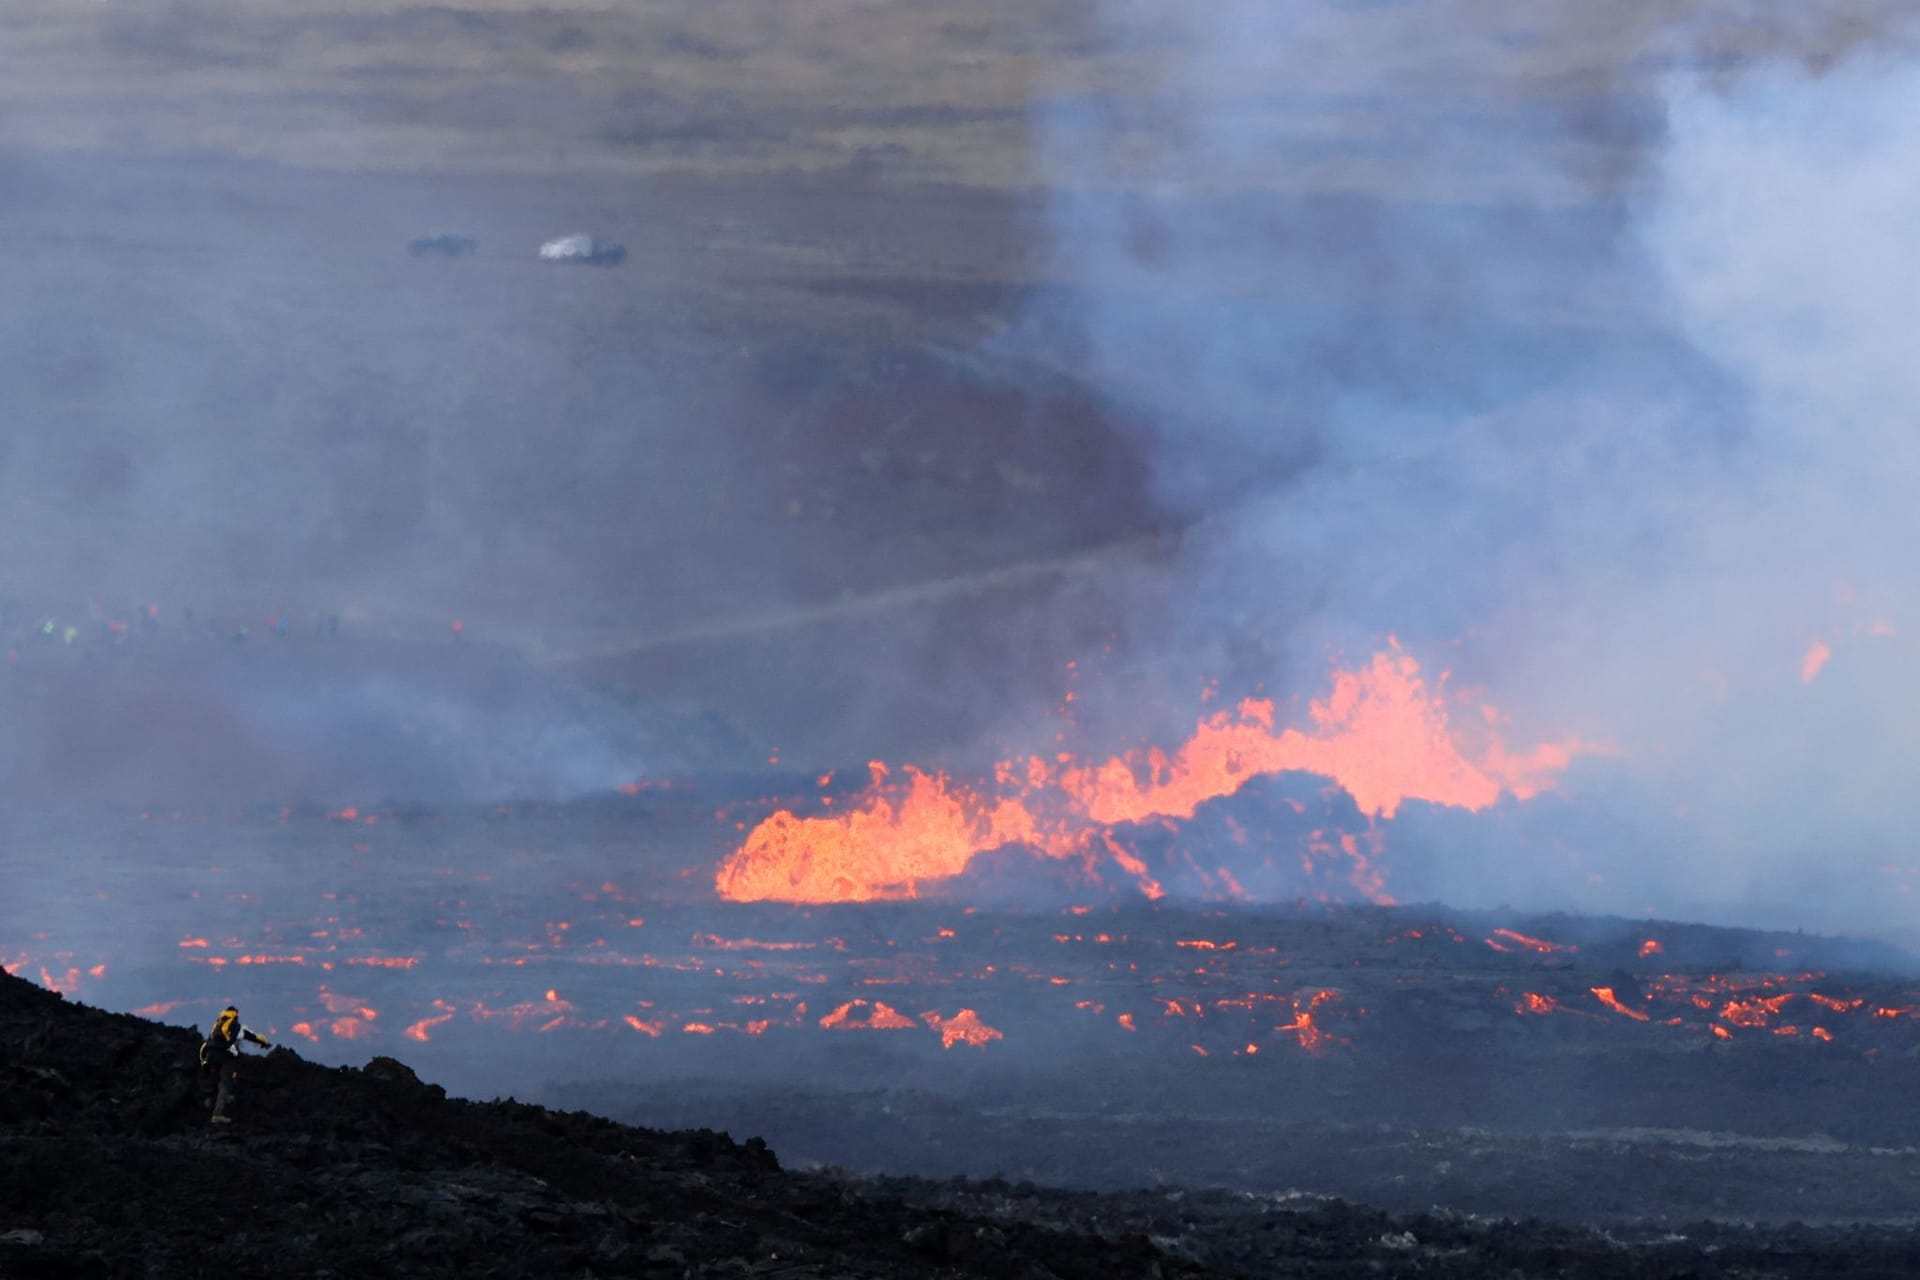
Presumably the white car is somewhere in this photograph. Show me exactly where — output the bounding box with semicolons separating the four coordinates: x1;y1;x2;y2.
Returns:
538;233;626;266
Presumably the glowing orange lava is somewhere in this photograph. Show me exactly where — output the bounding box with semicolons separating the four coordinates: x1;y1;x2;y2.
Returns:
714;764;1041;903
715;645;1589;903
404;1000;457;1043
921;1008;1004;1048
1485;929;1574;955
1276;990;1344;1052
1058;649;1575;825
1801;641;1833;683
1591;986;1651;1021
133;999;193;1019
818;999;918;1030
1721;994;1793;1028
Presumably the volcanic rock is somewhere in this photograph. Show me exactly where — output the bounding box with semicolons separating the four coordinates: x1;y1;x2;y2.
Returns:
6;966;1920;1278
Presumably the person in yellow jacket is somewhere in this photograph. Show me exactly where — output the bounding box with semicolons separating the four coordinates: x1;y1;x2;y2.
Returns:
199;1006;272;1124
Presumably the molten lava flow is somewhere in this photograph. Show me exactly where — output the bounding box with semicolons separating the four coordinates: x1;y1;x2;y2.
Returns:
714;764;1041;903
921;1008;1004;1048
1485;929;1574;955
818;999;917;1030
1275;990;1344;1052
404;1000;457;1043
715;644;1589;903
317;988;378;1020
133;999;193;1019
1058;648;1578;824
1591;987;1651;1021
1720;994;1793;1028
1801;641;1833;683
691;934;816;952
1096;832;1166;899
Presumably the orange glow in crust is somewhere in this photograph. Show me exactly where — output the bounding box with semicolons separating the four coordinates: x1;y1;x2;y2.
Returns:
715;644;1590;903
1276;990;1345;1052
922;1008;1005;1049
133;999;193;1019
1485;929;1574;955
818;999;918;1031
1801;640;1833;684
1720;994;1793;1028
404;1001;457;1043
1591;987;1651;1021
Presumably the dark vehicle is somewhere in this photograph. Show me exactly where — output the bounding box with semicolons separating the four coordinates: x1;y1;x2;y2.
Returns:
538;233;625;266
408;233;477;258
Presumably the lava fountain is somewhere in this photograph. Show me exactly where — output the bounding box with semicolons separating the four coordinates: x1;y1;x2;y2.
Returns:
715;643;1593;904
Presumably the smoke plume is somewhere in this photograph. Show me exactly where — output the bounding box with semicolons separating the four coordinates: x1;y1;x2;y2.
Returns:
1012;1;1920;933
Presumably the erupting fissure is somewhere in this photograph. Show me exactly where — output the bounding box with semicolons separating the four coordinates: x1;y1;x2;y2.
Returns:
715;645;1589;903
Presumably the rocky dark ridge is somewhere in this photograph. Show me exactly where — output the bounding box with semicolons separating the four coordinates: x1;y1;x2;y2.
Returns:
4;967;1920;1279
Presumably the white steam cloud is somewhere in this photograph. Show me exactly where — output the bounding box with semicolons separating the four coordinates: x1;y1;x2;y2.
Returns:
1017;3;1920;933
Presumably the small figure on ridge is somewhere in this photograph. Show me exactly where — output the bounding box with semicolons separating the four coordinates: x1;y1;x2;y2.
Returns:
199;1005;272;1124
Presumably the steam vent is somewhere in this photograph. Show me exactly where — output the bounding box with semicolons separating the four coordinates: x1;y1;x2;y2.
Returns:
8;2;1920;1276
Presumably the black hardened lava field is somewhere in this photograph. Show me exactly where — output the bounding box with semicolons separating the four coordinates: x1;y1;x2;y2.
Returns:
10;783;1920;1243
9;939;1920;1278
